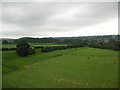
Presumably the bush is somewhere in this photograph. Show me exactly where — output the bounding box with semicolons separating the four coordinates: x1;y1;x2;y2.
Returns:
67;44;84;48
28;48;36;55
2;48;16;51
16;45;30;56
2;40;8;44
41;47;53;52
34;46;44;49
16;39;35;56
41;46;68;52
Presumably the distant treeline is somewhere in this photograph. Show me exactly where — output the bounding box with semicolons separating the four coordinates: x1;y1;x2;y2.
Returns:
1;35;120;51
1;35;119;44
13;35;119;44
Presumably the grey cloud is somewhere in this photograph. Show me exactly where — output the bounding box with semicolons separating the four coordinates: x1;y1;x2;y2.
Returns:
2;2;118;38
47;3;117;30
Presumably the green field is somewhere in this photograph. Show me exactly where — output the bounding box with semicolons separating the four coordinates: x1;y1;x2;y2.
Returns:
1;43;66;48
2;47;118;88
0;44;16;48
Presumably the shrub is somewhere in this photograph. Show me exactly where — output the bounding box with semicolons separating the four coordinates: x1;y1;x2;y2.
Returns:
41;46;68;52
2;48;16;51
34;46;44;49
16;39;35;56
67;43;84;48
28;48;36;55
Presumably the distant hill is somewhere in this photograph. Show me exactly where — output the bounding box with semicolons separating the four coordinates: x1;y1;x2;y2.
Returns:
14;35;119;44
0;35;119;44
0;38;16;44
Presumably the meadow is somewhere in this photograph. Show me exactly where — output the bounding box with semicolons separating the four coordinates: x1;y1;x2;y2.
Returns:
2;47;118;88
1;43;66;48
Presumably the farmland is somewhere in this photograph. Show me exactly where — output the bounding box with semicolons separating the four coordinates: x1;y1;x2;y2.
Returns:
1;1;119;88
2;47;118;88
1;43;66;48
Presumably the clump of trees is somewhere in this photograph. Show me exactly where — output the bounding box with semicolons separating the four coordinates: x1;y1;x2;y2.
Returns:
67;40;84;48
87;40;120;51
2;40;9;44
41;43;85;52
16;39;35;56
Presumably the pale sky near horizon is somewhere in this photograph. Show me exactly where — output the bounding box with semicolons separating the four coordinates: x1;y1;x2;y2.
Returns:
1;2;119;39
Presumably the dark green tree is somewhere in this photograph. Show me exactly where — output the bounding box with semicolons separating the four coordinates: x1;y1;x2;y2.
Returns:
2;40;8;44
16;39;35;56
16;39;30;56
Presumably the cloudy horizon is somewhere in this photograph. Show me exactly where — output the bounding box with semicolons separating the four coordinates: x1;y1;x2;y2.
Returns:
1;2;118;39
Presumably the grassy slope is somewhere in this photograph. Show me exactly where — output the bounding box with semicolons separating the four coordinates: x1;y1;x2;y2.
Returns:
2;47;118;88
0;51;2;89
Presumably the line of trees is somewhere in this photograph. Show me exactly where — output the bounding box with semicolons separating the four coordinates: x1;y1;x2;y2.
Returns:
41;46;68;52
1;46;44;51
1;48;16;51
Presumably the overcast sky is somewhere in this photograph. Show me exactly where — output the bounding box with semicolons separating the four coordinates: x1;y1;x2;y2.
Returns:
1;2;118;39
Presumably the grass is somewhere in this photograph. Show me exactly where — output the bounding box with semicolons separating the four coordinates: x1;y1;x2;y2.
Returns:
1;43;66;48
1;44;16;48
30;43;67;47
2;47;118;88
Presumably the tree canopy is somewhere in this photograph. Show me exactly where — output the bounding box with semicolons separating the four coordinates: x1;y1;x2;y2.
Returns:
16;39;35;56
